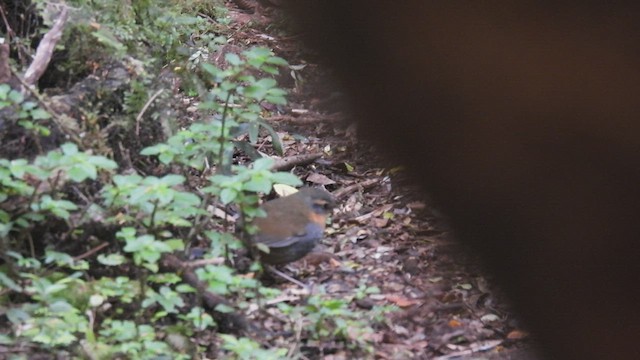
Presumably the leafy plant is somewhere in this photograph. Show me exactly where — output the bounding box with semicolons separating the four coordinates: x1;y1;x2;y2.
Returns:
276;291;393;355
0;143;117;252
220;334;288;360
0;84;52;136
0;1;396;358
143;46;289;173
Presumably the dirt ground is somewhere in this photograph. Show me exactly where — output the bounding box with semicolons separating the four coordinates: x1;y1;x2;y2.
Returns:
223;4;538;359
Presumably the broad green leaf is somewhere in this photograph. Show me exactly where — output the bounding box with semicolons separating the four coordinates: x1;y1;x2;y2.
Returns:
8;90;24;104
69;162;97;181
225;53;242;66
257;120;283;154
270;172;302;186
266;56;288;66
252;157;274;171
97;254;126;266
244;175;271;193
61;143;79;156
30;108;51;120
220;188;237;204
90;156;117;170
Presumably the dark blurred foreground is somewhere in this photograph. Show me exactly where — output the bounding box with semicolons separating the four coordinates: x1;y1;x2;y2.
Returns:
285;2;640;359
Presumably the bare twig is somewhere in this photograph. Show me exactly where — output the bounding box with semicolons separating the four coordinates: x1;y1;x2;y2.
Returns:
73;242;109;261
135;89;164;136
0;4;16;38
266;265;309;289
183;257;226;268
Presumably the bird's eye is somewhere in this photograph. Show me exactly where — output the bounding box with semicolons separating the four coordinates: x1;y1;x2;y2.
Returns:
311;199;332;213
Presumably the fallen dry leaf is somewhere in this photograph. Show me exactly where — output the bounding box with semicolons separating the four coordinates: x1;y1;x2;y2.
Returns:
507;329;529;340
448;319;462;327
372;217;389;228
407;201;426;210
307;172;336;185
386;294;420;307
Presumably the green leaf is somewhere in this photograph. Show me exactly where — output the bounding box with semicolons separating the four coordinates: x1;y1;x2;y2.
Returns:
155;187;176;205
160;174;186;187
0;272;22;292
266;56;288;66
123;234;152;252
8;159;29;178
89;294;105;307
159;152;174;164
141;143;169;155
244;175;272;193
97;254;126;266
35;196;78;219
69;162;98;181
220;188;237;204
61;143;79;156
261;65;280;75
201;63;221;77
256;78;277;88
255;242;270;254
173;191;201;206
257;120;283;155
265;94;287;106
44;250;75;266
252;157;274;171
344;162;354;172
30;108;51;120
238;110;259;122
244;85;267;100
18;120;34;129
225;53;242;66
21;101;37;110
116;227;137;241
32;124;51;136
270;172;302;186
0;218;12;238
114;174;143;187
0;84;10;99
165;239;185;251
247;122;259;144
89;156;118;170
8;90;24;104
91;27;126;54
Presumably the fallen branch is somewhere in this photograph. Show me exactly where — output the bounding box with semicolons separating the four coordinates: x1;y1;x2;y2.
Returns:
332;178;380;200
161;254;248;334
24;7;68;86
265;112;345;124
270;153;322;171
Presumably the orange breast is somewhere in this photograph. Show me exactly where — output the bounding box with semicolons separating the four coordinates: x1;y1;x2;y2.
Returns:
308;212;327;227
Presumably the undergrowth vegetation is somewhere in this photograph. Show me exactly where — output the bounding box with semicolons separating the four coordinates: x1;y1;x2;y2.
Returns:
0;1;392;358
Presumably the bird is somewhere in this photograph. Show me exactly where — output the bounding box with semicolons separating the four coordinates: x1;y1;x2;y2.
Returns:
250;187;336;266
